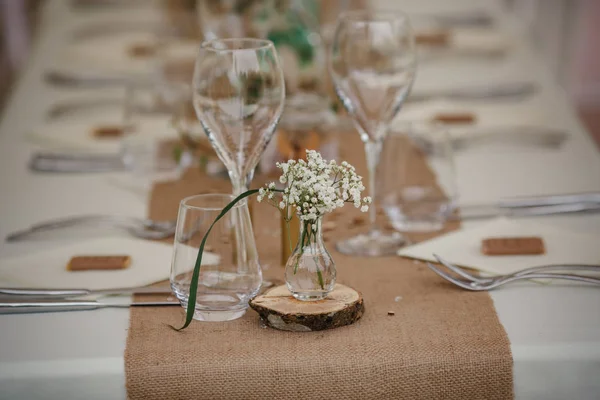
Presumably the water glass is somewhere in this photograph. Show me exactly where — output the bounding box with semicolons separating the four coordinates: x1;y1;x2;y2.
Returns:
380;121;457;232
170;194;262;322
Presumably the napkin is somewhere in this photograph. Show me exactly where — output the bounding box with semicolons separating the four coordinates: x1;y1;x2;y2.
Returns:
27;110;179;153
449;28;511;55
394;99;559;141
417;27;512;59
0;237;219;290
50;30;157;76
398;218;600;275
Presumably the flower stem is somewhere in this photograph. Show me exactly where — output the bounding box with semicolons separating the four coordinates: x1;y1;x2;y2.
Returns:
285;207;293;253
308;222;324;290
316;268;325;290
294;223;308;274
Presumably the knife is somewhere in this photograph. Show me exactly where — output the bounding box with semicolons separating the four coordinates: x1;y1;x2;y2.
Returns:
414;10;494;28
454;201;600;220
0;285;173;298
408;81;537;103
408;125;569;152
29;152;126;173
497;192;600;208
0;299;179;314
44;70;153;89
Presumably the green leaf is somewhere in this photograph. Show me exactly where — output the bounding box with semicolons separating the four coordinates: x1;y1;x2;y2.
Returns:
172;145;183;164
173;189;260;331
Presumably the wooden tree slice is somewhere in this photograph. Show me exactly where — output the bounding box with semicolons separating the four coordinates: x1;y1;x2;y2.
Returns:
249;284;364;332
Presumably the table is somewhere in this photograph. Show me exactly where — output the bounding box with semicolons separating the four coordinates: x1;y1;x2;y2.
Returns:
0;1;599;399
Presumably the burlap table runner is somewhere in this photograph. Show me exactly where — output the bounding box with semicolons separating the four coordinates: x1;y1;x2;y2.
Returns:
125;134;513;399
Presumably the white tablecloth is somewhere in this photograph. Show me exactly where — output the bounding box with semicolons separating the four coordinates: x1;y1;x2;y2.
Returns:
0;1;599;399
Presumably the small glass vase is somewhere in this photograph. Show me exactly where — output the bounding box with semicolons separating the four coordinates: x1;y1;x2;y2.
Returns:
284;216;336;301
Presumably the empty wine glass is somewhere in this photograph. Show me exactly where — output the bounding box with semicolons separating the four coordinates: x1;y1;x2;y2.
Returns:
329;10;417;256
192;38;286;194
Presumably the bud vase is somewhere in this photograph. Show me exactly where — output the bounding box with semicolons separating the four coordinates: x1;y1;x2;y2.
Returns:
284;216;336;301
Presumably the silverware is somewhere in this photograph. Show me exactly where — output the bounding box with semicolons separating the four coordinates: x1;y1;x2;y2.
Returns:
0;285;172;298
29;152;126;173
46;98;170;120
454;201;600;220
0;299;179;314
426;255;600;290
70;0;150;10
5;215;176;242
418;48;508;64
411;126;568;152
45;70;151;89
497;192;600;208
426;10;494;28
68;21;160;41
451;126;568;150
433;254;600;283
408;82;537;103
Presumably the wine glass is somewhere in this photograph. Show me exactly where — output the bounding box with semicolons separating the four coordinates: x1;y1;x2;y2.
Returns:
329;10;417;256
192;38;286;194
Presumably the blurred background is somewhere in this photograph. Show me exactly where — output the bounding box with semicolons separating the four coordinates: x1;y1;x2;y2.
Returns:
0;0;599;147
1;0;600;146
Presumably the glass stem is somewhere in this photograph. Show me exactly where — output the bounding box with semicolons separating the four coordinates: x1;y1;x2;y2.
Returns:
364;140;382;233
232;180;249;196
231;177;251;266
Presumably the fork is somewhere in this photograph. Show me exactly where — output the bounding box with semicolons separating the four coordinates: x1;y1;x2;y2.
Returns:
5;215;176;242
433;254;600;284
426;255;600;290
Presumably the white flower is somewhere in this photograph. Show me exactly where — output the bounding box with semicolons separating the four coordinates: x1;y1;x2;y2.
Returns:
258;150;370;222
360;205;368;212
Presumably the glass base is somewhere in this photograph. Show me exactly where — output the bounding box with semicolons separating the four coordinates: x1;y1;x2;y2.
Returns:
177;294;248;322
384;205;447;233
391;219;444;233
192;307;247;322
291;291;328;301
336;230;409;257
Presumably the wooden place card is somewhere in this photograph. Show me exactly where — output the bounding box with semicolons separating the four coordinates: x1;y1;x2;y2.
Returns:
67;255;131;271
481;237;545;256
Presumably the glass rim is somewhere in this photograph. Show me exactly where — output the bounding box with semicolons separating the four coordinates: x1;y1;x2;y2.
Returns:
179;193;246;211
338;9;411;23
200;38;275;52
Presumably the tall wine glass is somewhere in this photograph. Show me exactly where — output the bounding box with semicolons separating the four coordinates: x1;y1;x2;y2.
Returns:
329;10;417;256
192;38;285;194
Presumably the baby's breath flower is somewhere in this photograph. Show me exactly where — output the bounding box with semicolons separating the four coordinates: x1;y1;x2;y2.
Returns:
258;150;370;223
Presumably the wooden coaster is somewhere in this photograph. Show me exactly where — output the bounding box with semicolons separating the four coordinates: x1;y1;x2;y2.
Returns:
249;284;364;332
